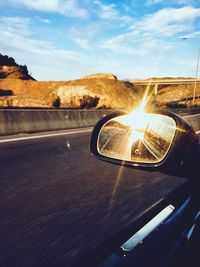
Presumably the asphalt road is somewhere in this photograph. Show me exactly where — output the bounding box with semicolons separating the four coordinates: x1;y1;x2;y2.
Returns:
0;129;187;267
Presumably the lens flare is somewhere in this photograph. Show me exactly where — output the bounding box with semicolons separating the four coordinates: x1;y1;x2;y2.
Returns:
108;85;156;209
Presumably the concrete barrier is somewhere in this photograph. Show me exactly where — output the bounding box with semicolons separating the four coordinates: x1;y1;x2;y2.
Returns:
0;109;117;136
0;108;199;136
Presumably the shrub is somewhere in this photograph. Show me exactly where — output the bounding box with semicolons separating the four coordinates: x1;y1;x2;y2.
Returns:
0;73;6;78
6;99;13;107
166;102;187;109
52;97;61;109
0;54;17;66
79;95;100;109
97;104;111;109
0;89;14;96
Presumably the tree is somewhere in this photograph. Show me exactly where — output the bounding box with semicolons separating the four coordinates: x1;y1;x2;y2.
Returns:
0;89;14;96
52;97;61;109
0;54;17;66
79;95;100;109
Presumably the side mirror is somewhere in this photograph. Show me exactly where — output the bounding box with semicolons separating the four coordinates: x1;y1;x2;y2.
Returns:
90;109;198;176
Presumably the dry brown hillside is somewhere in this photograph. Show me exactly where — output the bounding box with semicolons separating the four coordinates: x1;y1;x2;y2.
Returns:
0;77;141;109
157;84;200;106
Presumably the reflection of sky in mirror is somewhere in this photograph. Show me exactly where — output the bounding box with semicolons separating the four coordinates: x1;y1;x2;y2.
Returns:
147;115;176;142
113;113;176;143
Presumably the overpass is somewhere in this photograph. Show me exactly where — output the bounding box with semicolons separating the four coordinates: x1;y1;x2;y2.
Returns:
129;78;200;104
130;78;200;86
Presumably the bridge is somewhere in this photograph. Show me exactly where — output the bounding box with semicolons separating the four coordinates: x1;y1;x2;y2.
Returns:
129;78;200;104
130;78;200;86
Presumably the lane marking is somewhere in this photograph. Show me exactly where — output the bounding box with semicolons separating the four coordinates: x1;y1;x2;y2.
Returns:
0;129;92;144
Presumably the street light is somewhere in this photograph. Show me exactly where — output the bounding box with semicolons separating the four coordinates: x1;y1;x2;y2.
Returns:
181;37;200;106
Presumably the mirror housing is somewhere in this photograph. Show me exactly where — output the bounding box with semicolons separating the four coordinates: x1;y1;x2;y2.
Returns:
90;110;198;177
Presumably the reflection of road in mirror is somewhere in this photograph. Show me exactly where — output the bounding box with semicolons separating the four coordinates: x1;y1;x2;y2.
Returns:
97;113;176;164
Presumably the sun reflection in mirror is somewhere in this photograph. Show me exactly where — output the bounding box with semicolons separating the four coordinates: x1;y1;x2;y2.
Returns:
106;64;167;210
106;86;160;210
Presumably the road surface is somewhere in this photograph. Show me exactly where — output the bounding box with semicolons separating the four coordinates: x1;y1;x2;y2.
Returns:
0;128;187;267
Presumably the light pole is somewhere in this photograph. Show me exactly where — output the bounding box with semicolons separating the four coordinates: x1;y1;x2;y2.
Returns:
193;46;200;106
182;37;200;106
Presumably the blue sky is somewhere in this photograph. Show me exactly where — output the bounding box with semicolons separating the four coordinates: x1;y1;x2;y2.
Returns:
0;0;200;80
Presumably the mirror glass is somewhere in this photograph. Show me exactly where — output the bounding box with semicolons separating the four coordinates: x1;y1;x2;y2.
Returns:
97;111;176;163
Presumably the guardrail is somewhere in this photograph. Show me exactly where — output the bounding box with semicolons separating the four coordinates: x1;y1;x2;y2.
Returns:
0;108;200;136
0;109;117;136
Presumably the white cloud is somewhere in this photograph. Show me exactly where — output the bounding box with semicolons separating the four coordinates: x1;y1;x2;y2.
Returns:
0;16;31;37
1;3;199;80
176;0;195;4
100;32;174;57
145;0;195;6
93;0;132;24
0;0;88;18
97;5;200;79
100;6;200;52
0;16;88;80
131;6;200;37
39;18;51;24
73;38;90;49
94;1;118;20
69;23;103;49
69;24;101;39
145;0;163;6
181;31;200;39
0;29;78;60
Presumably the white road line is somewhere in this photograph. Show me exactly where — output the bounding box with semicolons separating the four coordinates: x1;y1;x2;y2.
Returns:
0;129;92;144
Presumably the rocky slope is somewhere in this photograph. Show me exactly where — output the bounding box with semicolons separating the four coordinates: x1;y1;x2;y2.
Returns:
0;77;141;109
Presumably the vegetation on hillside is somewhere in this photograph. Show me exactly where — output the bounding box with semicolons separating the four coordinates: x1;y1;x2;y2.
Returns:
52;97;61;109
79;95;100;109
0;89;14;96
0;53;35;80
0;54;18;66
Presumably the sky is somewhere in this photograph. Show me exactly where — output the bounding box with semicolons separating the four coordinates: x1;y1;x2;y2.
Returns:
0;0;200;81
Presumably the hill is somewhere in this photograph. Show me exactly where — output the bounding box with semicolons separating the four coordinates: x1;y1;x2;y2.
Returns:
0;54;142;109
81;73;117;80
0;77;141;109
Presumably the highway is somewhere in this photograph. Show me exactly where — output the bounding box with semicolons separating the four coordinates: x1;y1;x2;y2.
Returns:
0;128;187;267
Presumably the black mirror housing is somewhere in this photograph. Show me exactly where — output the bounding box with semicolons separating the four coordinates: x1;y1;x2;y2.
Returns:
90;110;198;177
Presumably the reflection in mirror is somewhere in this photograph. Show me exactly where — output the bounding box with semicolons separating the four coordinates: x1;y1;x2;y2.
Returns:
97;111;176;163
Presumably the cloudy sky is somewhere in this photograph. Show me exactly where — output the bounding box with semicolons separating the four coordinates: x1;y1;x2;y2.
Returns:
0;0;200;80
